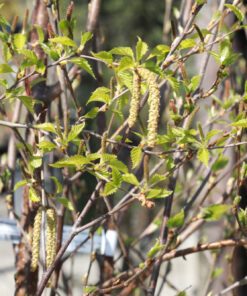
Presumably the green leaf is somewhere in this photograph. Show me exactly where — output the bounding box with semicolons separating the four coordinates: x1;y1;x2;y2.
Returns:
34;123;57;134
34;25;44;42
50;176;63;194
0;64;15;73
87;87;110;105
67;122;85;142
190;75;201;91
13;33;27;50
122;173;139;186
30;155;42;168
83;107;99;119
206;130;221;142
117;56;135;72
92;51;113;64
83;286;97;293
56;197;74;211
18;96;34;115
225;4;244;22
228;119;247;128
219;39;231;64
200;204;231;221
109;159;128;173
50;155;90;168
38;140;57;151
197;148;209;168
20;49;38;63
179;39;197;49
212;155;229;172
148;44;170;59
131;147;142;169
147;239;165;258
209;51;221;65
80;31;93;47
110;47;134;58
147;188;172;199
29;187;40;202
49;36;76;47
14;179;28;191
211;268;223;279
101;153;117;162
112;168;123;186
166;76;179;93
150;174;166;185
70;57;95;78
167;210;184;228
102;182;118;196
136;36;148;62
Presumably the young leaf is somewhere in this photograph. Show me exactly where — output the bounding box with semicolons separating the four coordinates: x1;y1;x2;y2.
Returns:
34;25;44;42
109;159;128;173
38;140;57;151
84;286;97;293
67;122;85;142
150;174;166;185
92;51;113;64
20;49;38;63
131;147;142;169
136;37;148;62
122;173;139;186
34;123;57;134
225;4;244;22
18;96;34;115
0;64;15;73
110;47;134;58
30;155;42;169
117;56;135;72
83;107;99;119
179;39;197;49
29;187;40;202
56;197;74;211
147;239;165;258
50;176;63;194
166;76;180;93
87;87;110;105
70;57;95;78
49;36;76;47
50;155;90;168
112;168;123;186
14;179;28;191
80;31;93;47
228;119;247;128
197;147;209;168
167;209;184;228
206;130;221;142
199;204;231;221
102;182;118;196
13;33;27;50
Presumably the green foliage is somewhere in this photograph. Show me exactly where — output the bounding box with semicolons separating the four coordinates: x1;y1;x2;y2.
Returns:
167;209;184;228
147;239;165;258
199;204;231;221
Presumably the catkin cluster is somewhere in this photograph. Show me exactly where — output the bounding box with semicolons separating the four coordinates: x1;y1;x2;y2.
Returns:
128;71;141;128
46;208;57;269
31;207;42;272
137;68;160;148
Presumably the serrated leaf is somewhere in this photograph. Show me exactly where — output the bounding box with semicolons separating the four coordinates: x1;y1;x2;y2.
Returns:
118;70;132;89
20;49;38;63
131;147;142;169
49;36;76;47
109;159;128;173
34;123;57;134
0;64;15;73
81;31;93;47
70;57;95;78
166;76;179;93
147;188;172;199
102;182;118;196
167;209;184;228
225;4;244;22
87;153;101;161
219;39;231;64
56;197;74;211
83;107;99;119
112;168;123;186
50;176;62;194
110;46;134;58
67;122;85;142
136;36;148;62
30;155;42;168
38;140;57;151
14;179;28;191
209;51;221;65
122;173;139;186
206;130;221;142
190;75;201;91
199;204;231;221
29;187;40;202
92;51;113;64
212;155;229;172
87;87;110;105
13;33;27;50
147;239;165;258
50;155;90;168
179;39;197;49
197;148;209;168
148;44;170;59
18;96;34;115
117;56;134;72
228;119;247;128
34;25;44;42
150;174;166;185
84;286;97;293
101;153;117;162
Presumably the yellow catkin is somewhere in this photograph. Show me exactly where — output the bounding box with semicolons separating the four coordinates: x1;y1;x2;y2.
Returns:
46;208;57;269
128;71;141;128
137;68;160;148
31;207;42;272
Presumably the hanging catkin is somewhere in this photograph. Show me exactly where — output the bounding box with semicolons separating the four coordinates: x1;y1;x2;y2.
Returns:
46;208;57;269
31;207;42;272
137;68;160;148
128;71;141;128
